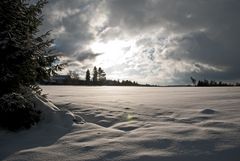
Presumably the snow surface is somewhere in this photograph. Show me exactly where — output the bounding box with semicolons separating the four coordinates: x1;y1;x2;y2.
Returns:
1;86;240;161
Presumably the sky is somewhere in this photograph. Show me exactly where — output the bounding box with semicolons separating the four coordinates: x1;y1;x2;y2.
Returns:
41;0;240;85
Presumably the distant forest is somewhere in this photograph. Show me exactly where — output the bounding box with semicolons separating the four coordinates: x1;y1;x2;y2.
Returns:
41;66;155;87
190;77;240;87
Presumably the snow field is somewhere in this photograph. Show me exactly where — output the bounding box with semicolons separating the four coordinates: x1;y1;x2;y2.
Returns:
1;86;240;161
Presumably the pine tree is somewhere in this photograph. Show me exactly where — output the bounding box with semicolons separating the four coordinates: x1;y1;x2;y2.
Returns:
0;0;63;130
98;67;106;84
92;66;98;84
190;77;196;86
0;0;63;96
86;69;91;83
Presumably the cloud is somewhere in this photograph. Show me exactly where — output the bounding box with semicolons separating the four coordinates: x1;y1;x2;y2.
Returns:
75;51;101;62
41;0;102;53
41;0;240;84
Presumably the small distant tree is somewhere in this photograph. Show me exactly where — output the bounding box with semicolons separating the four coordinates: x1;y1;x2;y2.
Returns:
210;80;217;86
85;69;91;83
92;66;98;84
203;79;209;86
190;77;196;86
98;67;106;84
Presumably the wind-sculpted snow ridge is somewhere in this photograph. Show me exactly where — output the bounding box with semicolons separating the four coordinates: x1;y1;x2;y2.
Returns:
0;95;83;161
2;86;240;161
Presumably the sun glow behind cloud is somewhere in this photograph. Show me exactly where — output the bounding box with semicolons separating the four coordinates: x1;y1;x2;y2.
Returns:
91;40;135;68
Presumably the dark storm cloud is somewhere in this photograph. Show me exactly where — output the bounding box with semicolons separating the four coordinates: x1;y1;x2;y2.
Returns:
165;30;240;82
75;51;101;62
41;0;240;84
41;0;102;54
106;0;240;33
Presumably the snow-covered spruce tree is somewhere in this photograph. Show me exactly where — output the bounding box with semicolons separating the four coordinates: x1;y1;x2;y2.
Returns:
0;0;63;130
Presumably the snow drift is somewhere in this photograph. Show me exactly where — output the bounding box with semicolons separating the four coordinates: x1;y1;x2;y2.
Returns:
0;95;83;160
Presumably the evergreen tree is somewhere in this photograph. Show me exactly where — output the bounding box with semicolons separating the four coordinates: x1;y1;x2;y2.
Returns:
190;77;196;86
0;0;63;130
92;66;98;84
98;67;106;84
0;0;63;96
86;69;91;83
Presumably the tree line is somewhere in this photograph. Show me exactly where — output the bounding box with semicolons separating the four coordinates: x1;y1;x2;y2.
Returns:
43;66;143;86
190;77;240;87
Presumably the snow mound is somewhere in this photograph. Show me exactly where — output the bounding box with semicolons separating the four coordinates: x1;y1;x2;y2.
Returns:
201;108;216;114
111;121;141;132
33;95;84;125
0;95;83;160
